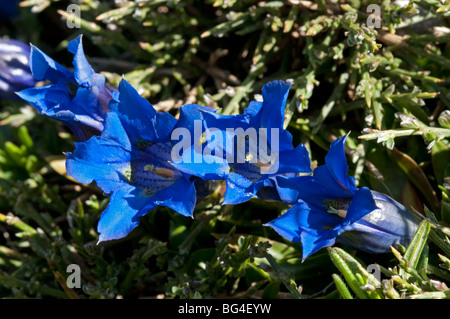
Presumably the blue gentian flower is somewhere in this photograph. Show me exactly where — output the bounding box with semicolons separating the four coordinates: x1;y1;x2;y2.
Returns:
265;134;419;261
0;39;36;100
170;80;311;205
65;79;197;242
16;35;113;141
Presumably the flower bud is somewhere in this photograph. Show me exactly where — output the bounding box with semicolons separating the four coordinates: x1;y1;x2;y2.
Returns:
0;39;36;100
337;191;420;253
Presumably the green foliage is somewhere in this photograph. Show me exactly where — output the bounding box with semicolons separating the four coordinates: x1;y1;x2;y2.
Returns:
0;0;449;299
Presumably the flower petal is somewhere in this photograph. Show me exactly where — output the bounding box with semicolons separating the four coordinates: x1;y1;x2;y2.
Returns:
65;114;132;193
251;80;291;133
174;103;217;133
65;139;130;193
322;134;358;193
97;185;154;243
368;191;419;237
299;227;337;261
16;82;71;115
340;187;378;229
29;45;73;83
338;191;419;253
170;144;231;180
110;79;176;144
223;173;255;205
153;176;197;217
275;143;311;175
67;35;95;85
100;112;132;151
265;201;337;260
265;201;311;243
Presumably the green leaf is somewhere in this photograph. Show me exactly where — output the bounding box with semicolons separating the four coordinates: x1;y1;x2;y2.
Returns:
441;201;450;225
424;208;450;258
332;274;353;299
403;220;431;271
327;247;371;299
17;126;34;150
431;140;450;185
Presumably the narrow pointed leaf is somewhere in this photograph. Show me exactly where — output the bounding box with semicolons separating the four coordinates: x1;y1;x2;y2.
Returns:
327;247;370;299
332;274;353;299
403;220;431;270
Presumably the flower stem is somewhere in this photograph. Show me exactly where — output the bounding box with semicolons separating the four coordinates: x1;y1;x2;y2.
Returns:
359;127;450;141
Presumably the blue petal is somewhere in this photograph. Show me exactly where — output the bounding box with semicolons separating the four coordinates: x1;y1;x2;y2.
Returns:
72;86;105;118
250;80;291;131
67;35;95;84
110;78;156;118
16;82;71;114
170;144;231;180
275;174;353;210
17;83;105;141
272;176;303;205
153;176;197;217
340;187;378;229
338;191;419;253
367;191;419;237
29;45;73;83
265;201;338;260
321;133;358;193
97;185;154;242
311;165;355;199
154;112;178;142
0;39;31;56
0;39;36;99
265;201;312;243
100;112;132;150
175;103;217;134
250;80;295;151
110;79;176;143
65;114;132;193
275;143;311;175
76;73;111;117
299;228;337;261
337;223;403;253
65;138;131;193
243;101;262;118
223;173;255;205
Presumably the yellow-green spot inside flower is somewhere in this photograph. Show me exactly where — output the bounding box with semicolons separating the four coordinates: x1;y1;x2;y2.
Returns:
144;164;154;172
327;206;348;218
122;167;132;182
324;198;351;219
144;164;175;178
197;131;207;146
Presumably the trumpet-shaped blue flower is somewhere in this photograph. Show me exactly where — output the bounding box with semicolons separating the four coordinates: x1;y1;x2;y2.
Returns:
16;35;113;141
266;134;419;261
0;39;36;100
66;79;197;242
170;80;311;205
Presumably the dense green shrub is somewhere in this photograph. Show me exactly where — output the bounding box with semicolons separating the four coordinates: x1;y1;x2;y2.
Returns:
0;0;449;299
